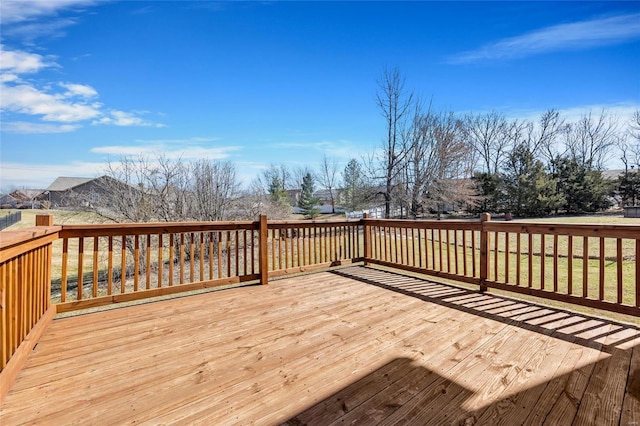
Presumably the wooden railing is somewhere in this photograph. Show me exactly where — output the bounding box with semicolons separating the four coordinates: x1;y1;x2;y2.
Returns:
56;221;261;312
2;212;639;401
267;220;363;278
482;221;640;317
362;218;483;286
0;215;59;400
362;214;640;318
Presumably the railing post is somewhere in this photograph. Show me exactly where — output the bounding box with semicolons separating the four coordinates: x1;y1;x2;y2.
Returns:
362;213;370;265
35;214;53;226
259;214;269;285
480;213;491;292
35;214;54;309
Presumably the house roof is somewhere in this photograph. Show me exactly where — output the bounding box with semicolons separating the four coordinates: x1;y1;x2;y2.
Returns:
47;177;95;192
9;189;45;200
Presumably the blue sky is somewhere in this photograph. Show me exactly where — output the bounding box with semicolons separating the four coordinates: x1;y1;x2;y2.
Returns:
1;1;639;191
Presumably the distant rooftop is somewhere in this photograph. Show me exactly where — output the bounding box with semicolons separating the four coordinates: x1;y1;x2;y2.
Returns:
47;177;94;192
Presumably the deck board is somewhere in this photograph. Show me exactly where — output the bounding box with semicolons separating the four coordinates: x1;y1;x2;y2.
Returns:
2;266;640;425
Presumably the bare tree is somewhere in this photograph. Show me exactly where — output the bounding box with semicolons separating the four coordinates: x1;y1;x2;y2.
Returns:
191;160;239;221
529;109;568;163
621;110;640;169
463;111;510;175
375;67;414;218
233;179;292;220
95;154;241;223
404;108;473;218
565;109;619;170
317;154;340;213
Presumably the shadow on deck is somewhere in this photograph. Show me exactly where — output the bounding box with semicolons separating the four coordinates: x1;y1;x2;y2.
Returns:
2;266;640;425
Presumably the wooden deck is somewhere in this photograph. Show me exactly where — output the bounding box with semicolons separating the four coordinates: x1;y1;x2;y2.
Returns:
2;266;640;425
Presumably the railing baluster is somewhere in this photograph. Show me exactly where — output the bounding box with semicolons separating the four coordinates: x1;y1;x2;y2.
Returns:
471;230;476;278
284;229;289;269
77;237;84;301
617;238;623;304
180;233;185;284
208;232;214;280
107;237;113;295
528;233;533;288
516;233;521;286
92;237;99;298
553;234;558;293
454;230;458;275
169;234;175;286
61;238;68;302
599;237;605;301
438;229;443;272
146;234;151;290
132;235;138;292
244;230;249;275
157;234;163;288
226;231;232;278
583;236;589;298
462;230;467;276
494;231;499;282
505;232;509;284
200;233;205;282
540;234;545;290
190;233;196;282
121;235;127;293
568;235;573;295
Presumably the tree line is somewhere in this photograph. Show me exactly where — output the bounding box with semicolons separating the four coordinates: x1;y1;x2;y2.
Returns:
92;67;640;223
369;67;640;218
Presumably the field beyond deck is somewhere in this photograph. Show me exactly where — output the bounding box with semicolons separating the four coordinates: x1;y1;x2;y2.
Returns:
2;266;640;425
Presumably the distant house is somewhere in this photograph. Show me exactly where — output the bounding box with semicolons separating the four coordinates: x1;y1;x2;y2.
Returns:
46;176;119;208
4;189;46;209
0;193;19;208
313;189;339;206
285;189;301;206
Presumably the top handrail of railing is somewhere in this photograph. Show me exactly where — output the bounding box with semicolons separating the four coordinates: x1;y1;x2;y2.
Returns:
0;226;61;250
58;220;259;237
364;218;483;231
267;218;361;228
482;221;640;238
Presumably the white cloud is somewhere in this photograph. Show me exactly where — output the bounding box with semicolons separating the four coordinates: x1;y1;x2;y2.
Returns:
0;73;19;83
91;141;240;160
0;82;102;122
1;121;80;133
448;13;640;64
92;110;165;127
270;140;365;160
0;0;97;25
2;18;79;44
0;44;163;130
0;44;56;74
60;82;98;98
503;102;640;126
133;137;220;144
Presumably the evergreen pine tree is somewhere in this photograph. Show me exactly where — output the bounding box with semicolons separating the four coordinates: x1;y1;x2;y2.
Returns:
298;172;320;218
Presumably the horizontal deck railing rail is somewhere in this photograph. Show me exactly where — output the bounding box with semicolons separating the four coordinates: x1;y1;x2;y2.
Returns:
2;212;640;401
